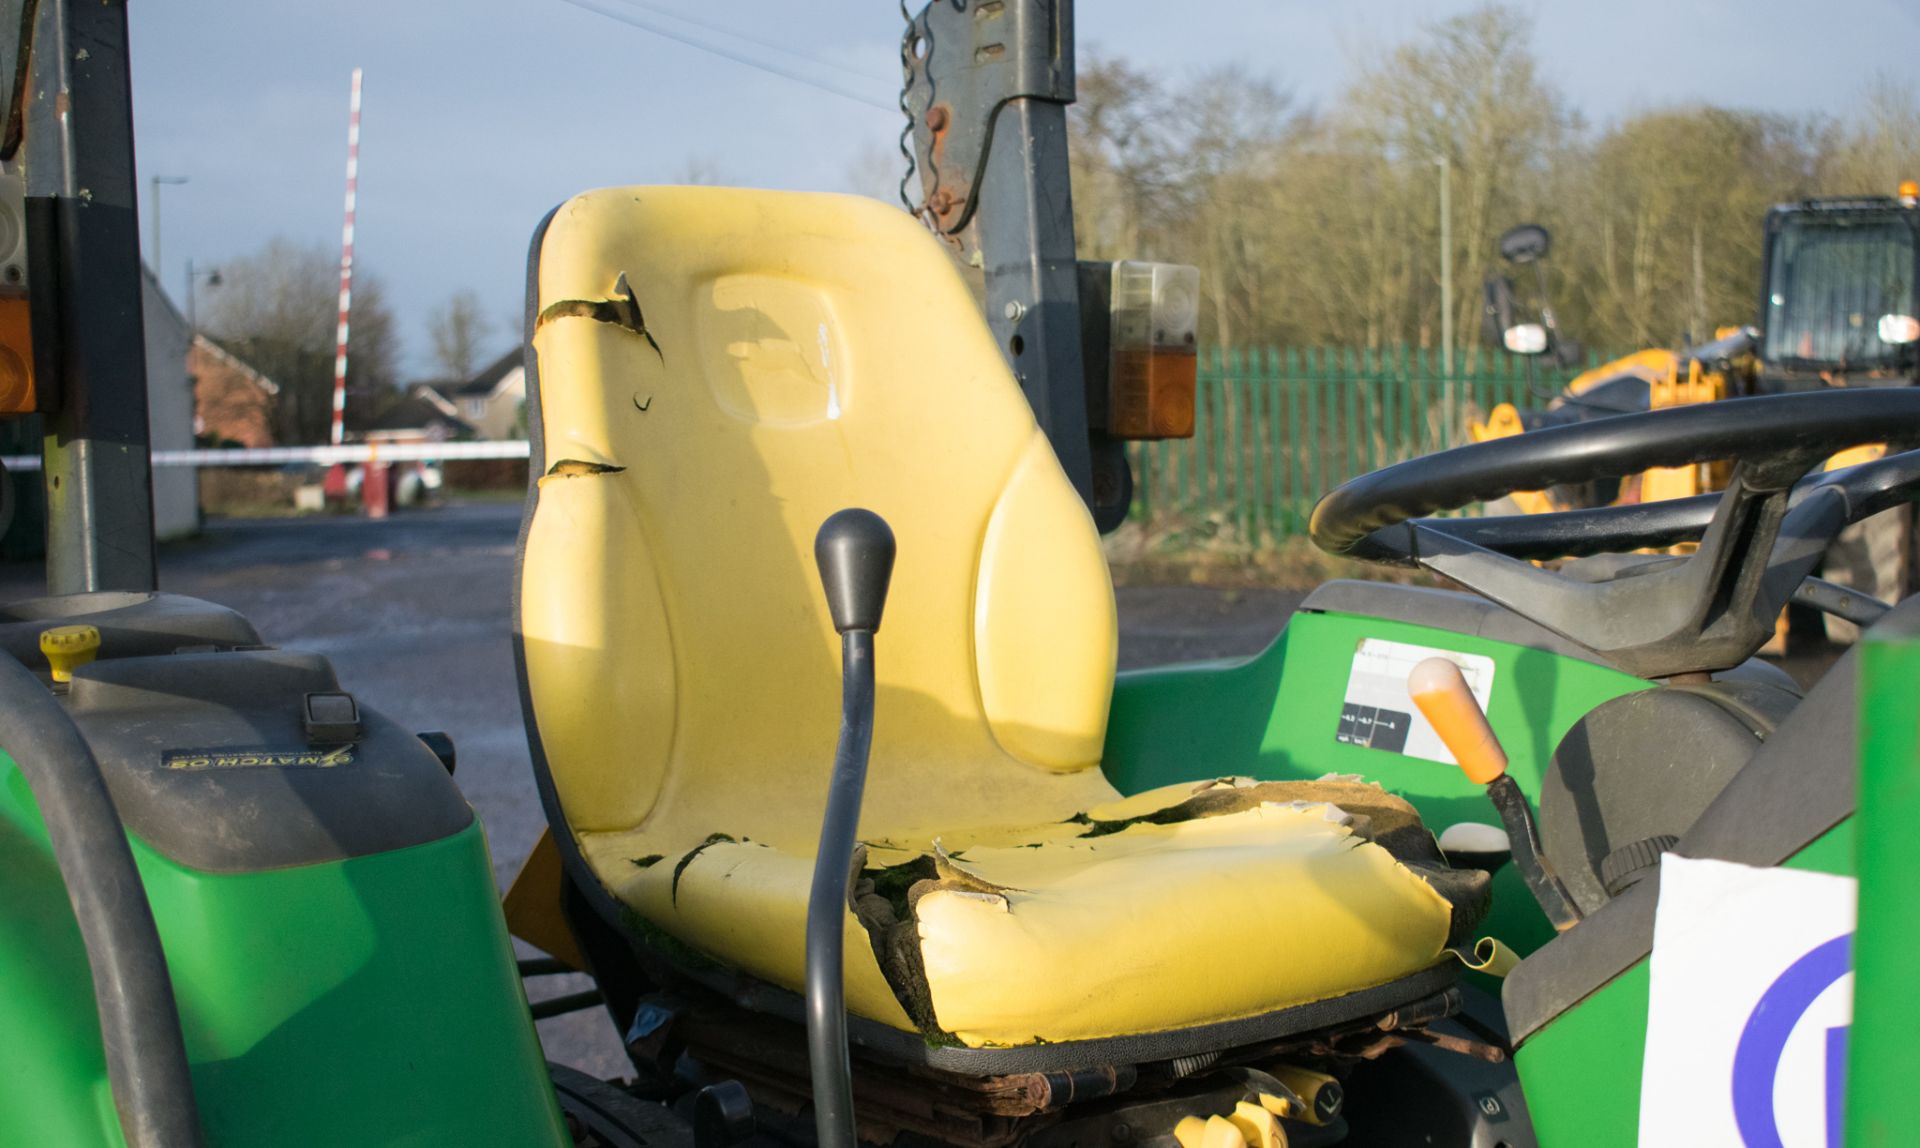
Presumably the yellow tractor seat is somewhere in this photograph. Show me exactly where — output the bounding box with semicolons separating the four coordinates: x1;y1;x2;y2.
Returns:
514;186;1482;1064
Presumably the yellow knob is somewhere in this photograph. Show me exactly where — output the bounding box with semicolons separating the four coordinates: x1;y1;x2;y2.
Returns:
40;624;100;682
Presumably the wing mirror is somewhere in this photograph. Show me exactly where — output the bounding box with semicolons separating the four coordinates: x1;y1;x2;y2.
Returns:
1497;223;1552;266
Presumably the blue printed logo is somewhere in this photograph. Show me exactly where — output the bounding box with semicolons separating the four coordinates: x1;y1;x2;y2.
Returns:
1730;933;1852;1148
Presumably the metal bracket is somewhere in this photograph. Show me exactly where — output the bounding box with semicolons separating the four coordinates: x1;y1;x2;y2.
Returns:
903;0;1073;235
903;0;1095;506
0;0;29;161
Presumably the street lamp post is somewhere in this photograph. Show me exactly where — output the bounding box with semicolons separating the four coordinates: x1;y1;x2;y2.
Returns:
185;259;220;336
150;173;187;276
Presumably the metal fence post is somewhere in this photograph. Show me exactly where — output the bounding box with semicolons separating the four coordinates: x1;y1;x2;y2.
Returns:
1341;347;1361;491
1305;348;1324;516
1112;343;1587;544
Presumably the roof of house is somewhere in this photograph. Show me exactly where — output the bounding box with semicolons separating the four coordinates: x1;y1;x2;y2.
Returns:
192;334;281;396
408;383;462;419
447;346;524;399
357;392;476;437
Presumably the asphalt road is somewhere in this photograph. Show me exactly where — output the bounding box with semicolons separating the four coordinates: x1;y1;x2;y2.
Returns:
0;503;1310;1080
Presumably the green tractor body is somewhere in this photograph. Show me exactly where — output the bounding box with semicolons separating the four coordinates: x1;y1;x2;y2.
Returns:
0;620;567;1147
0;0;1912;1144
0;810;568;1147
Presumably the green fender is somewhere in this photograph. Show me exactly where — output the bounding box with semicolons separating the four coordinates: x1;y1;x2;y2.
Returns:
0;760;570;1147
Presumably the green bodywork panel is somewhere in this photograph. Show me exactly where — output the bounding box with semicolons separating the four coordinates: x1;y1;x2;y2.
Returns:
1848;631;1920;1147
1513;825;1854;1147
0;757;569;1147
1103;606;1648;955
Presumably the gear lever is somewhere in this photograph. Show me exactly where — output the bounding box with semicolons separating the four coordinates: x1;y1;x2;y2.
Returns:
1408;657;1583;932
806;509;896;1148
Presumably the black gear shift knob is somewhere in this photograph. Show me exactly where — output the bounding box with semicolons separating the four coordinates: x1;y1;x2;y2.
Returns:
814;509;896;634
806;508;896;1146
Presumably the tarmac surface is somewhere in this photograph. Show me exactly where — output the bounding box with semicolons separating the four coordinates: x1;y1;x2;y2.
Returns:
0;502;1313;1080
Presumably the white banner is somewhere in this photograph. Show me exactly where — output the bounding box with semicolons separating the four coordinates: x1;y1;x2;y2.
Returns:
1640;856;1855;1148
0;440;532;471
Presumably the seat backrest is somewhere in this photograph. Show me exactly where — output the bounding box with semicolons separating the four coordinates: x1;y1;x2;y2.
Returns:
519;187;1120;855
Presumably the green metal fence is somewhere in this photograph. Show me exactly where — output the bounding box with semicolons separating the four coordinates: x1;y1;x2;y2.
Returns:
1127;346;1601;544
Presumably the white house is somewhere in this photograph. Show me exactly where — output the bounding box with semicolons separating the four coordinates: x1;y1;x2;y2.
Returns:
428;347;526;441
140;265;197;540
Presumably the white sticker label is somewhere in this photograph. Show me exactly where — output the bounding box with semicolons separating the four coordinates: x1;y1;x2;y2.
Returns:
1336;638;1495;764
1640;856;1856;1148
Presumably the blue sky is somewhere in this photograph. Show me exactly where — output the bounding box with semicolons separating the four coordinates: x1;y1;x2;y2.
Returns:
128;0;1920;379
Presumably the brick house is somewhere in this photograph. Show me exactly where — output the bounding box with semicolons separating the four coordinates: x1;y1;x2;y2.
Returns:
190;335;279;449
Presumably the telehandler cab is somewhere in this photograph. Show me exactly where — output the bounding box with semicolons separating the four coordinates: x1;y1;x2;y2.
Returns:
0;2;1912;1147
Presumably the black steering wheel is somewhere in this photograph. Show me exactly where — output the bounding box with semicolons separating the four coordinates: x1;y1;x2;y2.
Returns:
1310;390;1920;677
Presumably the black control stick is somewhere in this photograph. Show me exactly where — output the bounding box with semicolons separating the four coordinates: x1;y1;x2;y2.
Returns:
806;509;896;1148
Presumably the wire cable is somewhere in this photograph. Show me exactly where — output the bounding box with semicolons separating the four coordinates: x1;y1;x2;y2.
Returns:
558;0;895;112
597;0;896;86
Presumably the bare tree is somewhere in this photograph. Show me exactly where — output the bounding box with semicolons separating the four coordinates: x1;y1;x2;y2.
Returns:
1343;5;1570;361
427;289;494;382
1047;9;1915;360
202;237;401;445
1821;76;1920;195
1563;107;1824;347
1069;55;1171;259
1162;65;1298;348
678;155;727;186
842;137;907;205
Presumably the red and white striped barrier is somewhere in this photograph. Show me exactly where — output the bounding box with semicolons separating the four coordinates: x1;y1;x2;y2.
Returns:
330;68;363;449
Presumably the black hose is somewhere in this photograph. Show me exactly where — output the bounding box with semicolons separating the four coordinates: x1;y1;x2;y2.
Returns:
528;989;604;1020
0;653;203;1146
805;629;874;1148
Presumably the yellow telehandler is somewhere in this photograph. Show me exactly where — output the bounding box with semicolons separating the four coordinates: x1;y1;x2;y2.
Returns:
1474;188;1920;640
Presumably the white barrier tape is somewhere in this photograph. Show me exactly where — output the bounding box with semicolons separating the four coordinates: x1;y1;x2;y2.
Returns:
0;440;532;471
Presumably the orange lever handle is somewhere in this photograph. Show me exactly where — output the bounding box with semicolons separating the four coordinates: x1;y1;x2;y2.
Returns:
1408;657;1508;784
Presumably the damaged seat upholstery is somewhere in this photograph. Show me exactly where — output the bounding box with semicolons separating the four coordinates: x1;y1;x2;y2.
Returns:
517;187;1480;1051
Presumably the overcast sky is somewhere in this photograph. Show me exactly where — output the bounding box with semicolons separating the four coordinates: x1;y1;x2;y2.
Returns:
128;0;1920;380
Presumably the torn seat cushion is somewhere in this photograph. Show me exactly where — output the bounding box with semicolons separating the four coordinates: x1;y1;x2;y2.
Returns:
584;779;1478;1049
518;188;1478;1054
